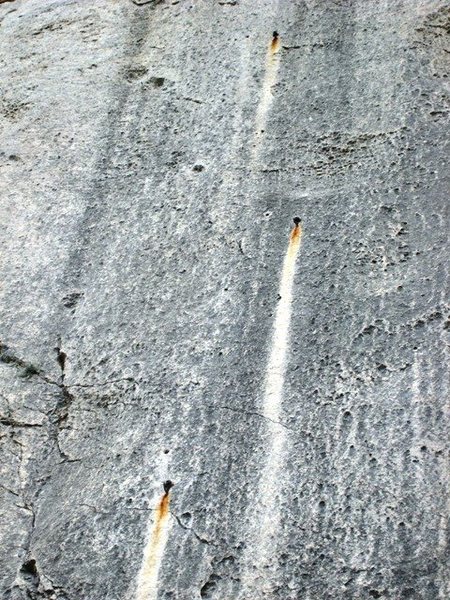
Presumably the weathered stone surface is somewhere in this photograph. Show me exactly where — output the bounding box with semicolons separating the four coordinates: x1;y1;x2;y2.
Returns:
0;1;448;599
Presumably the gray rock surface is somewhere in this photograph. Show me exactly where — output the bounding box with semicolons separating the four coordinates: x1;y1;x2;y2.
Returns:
0;0;449;598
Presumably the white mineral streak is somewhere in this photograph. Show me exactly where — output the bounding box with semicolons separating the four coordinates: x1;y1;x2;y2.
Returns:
136;451;172;600
251;32;281;165
136;491;172;600
242;224;302;597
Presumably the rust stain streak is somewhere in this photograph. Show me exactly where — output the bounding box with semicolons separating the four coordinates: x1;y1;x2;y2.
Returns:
136;483;173;600
251;31;282;164
289;221;302;247
151;492;170;545
270;30;281;54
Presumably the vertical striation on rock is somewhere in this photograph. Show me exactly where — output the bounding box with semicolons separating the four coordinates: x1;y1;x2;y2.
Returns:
0;1;448;599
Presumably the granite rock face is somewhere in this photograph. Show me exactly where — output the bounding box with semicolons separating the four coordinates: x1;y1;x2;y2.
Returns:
0;1;448;599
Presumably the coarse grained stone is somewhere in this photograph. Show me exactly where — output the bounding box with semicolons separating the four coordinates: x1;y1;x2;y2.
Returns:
0;1;448;599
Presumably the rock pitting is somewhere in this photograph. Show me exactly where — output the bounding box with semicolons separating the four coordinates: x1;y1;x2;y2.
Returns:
0;1;449;599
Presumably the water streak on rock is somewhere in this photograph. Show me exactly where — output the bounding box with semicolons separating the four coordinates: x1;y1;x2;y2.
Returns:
251;31;281;164
264;221;302;421
243;220;302;596
136;486;172;600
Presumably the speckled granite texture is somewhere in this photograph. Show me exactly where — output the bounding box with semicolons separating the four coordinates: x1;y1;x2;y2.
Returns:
0;1;448;598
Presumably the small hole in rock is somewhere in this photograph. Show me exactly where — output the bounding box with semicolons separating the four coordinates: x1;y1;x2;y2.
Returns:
200;574;221;598
20;559;38;576
150;76;165;87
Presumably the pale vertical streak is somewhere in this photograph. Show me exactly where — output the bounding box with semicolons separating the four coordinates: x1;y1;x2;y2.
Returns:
242;222;302;597
135;450;171;600
264;223;302;422
251;32;281;165
437;287;450;599
136;489;172;600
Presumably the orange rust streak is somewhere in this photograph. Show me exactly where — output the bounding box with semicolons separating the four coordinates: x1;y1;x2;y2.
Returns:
152;492;170;540
145;493;170;559
288;224;303;258
136;488;173;600
270;34;281;54
158;492;170;518
290;223;302;243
